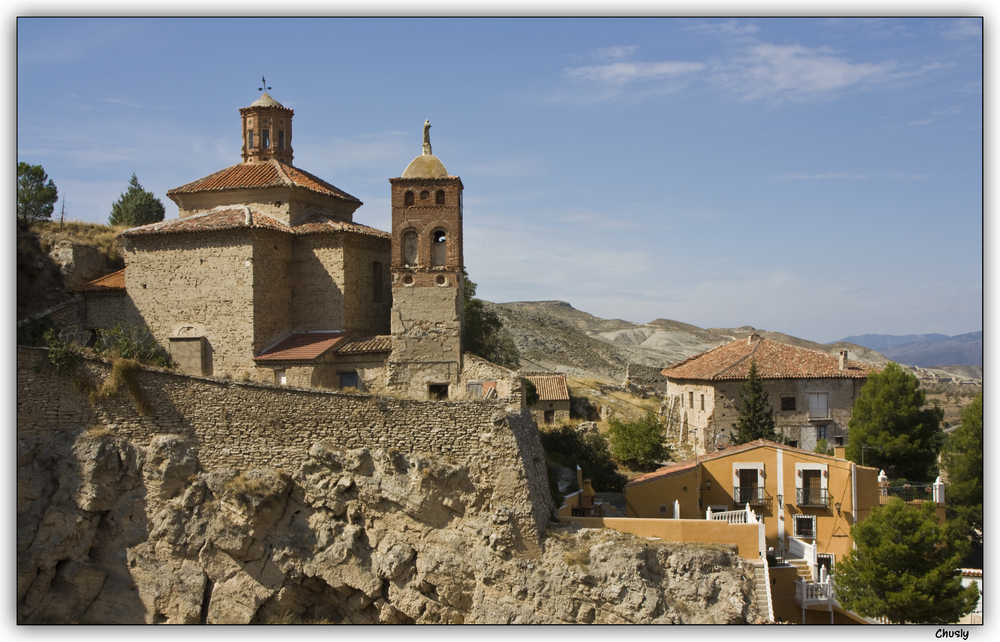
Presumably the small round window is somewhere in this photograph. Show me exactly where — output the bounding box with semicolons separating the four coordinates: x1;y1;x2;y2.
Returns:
435;275;447;286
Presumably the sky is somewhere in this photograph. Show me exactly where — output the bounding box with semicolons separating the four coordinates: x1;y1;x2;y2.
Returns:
15;15;984;344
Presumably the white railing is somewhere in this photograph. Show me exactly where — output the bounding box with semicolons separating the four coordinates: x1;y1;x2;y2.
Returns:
795;578;835;606
786;535;817;580
706;503;758;524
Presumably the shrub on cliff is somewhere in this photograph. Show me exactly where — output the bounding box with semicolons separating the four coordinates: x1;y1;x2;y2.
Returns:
608;413;671;472
539;425;626;493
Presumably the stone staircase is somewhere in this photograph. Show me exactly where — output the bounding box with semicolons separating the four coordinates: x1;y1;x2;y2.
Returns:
753;561;773;622
787;558;812;581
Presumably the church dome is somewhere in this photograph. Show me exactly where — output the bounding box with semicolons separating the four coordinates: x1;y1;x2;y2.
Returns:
250;92;285;108
402;153;449;179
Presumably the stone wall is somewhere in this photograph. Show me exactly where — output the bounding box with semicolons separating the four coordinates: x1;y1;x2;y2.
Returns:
625;363;669;395
16;347;553;543
343;236;392;337
290;234;346;332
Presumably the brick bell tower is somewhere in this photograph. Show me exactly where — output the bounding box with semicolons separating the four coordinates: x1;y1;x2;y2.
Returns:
386;120;465;399
239;91;293;164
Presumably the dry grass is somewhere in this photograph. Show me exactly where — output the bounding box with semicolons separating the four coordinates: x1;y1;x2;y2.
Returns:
34;220;127;264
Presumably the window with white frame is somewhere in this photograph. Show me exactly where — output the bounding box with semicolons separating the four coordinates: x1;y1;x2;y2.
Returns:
808;392;830;419
793;514;816;539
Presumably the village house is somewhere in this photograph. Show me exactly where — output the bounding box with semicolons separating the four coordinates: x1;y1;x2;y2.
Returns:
75;92;515;400
662;334;878;455
524;373;571;425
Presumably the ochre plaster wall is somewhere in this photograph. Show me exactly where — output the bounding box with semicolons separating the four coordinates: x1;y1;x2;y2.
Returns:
559;516;761;560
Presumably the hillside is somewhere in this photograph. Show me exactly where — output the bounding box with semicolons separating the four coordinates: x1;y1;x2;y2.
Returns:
831;331;982;368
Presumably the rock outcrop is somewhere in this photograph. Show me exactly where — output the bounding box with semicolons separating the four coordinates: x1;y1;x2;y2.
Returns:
17;429;757;624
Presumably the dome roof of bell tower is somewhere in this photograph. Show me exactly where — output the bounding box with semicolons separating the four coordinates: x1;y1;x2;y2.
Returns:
401;154;449;179
250;92;285;108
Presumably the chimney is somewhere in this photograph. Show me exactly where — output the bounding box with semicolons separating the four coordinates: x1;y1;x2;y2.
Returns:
834;446;846;460
839;350;848;370
576;465;583;492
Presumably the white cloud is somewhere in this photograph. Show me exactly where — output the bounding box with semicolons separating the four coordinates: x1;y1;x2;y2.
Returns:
709;43;900;103
940;18;982;40
594;45;638;61
566;61;705;84
684;19;759;36
771;172;929;181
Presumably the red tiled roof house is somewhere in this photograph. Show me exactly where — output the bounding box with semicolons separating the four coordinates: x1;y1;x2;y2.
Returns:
524;374;570;425
662;334;877;455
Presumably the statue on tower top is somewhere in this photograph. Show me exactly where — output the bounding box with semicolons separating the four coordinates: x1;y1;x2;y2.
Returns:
423;120;432;155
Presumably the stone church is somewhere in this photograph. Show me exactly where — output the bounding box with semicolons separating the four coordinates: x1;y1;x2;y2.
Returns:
80;91;511;399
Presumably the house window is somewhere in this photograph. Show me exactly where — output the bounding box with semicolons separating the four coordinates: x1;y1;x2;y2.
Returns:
248;131;254;148
834;436;844;447
700;394;705;411
781;396;796;411
436;190;445;204
431;229;447;267
262;129;270;149
788;440;798;448
278;130;285;150
689;392;694;409
429;384;449;400
338;371;360;390
808;392;830;419
274;369;286;386
793;515;816;539
544;410;555;424
817;425;827;440
404;191;415;206
467;382;483;399
420;190;429;200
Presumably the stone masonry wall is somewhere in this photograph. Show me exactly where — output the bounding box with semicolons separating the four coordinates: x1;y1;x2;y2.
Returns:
122;231;258;376
251;229;293;354
290;235;346;332
625;363;669;395
16;347;554;544
343;235;392;337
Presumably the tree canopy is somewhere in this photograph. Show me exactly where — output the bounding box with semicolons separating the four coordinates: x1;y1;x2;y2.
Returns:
538;425;626;492
834;498;979;624
732;360;777;444
845;362;943;481
17;162;58;230
607;412;671;472
941;393;983;544
462;274;520;370
108;173;165;227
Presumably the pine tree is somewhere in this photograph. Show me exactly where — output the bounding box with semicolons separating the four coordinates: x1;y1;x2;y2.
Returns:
732;360;777;444
942;393;983;544
108;173;165;227
834;498;979;624
17;162;58;230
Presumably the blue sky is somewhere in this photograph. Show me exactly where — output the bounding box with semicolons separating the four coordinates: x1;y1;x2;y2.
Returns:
16;16;983;344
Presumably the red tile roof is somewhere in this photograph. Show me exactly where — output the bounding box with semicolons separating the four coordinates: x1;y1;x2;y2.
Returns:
77;269;125;292
119;208;388;240
662;335;876;381
525;374;570;401
254;332;346;362
167;159;361;205
626;439;873;489
335;335;392;354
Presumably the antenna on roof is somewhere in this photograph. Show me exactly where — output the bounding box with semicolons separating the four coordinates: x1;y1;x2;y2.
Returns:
258;76;271;92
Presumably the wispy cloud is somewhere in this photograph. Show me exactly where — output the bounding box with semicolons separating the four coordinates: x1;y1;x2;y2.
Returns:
594;45;638;61
709;43;901;103
941;18;982;40
684;19;759;36
771;171;929;181
566;61;705;84
907;119;935;127
100;97;174;110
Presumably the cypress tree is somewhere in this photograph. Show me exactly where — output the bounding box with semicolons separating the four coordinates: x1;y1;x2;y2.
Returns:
109;173;165;227
733;360;777;444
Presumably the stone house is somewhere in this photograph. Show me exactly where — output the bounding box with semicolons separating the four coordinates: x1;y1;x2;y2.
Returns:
78;93;512;400
524;374;570;425
662;334;877;455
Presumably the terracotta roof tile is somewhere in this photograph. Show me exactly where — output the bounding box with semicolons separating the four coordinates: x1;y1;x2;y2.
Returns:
662;335;876;381
77;269;125;292
119;208;388;239
335;335;392;354
525;374;570;401
254;332;345;362
167;160;361;204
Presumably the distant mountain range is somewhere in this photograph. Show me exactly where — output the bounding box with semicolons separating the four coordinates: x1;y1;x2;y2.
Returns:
830;331;982;368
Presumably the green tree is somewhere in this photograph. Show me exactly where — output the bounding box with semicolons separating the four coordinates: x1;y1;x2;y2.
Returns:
941;393;982;544
608;413;671;472
732;360;777;444
108;173;165;227
834;498;979;624
846;362;943;482
539;425;626;492
814;437;833;456
17;162;58;230
462;274;520;369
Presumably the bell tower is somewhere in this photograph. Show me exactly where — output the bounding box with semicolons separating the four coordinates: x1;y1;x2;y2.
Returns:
239;91;294;164
386;120;465;399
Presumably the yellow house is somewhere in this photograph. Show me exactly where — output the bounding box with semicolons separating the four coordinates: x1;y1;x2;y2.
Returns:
625;439;884;623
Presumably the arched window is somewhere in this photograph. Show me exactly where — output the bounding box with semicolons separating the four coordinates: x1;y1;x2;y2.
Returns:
436;190;445;205
420;190;429;200
431;228;447;267
404;191;414;206
402;230;418;266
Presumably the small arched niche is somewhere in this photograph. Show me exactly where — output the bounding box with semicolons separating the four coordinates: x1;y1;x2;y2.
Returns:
404;191;415;206
431;228;448;267
402;229;418;266
436;189;445;205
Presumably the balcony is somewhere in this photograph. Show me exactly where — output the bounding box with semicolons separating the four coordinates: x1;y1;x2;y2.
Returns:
733;485;767;506
795;487;831;507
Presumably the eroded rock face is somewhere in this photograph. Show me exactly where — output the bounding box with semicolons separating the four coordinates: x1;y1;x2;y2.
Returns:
16;431;757;624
